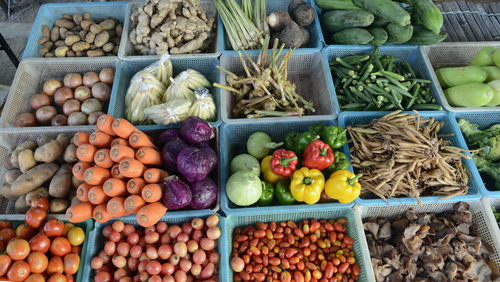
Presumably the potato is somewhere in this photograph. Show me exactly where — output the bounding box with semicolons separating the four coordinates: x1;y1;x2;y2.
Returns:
83;72;99;87
67;112;88;126
55;18;75;29
88;111;105;125
63;73;82;89
90;24;103;34
51;114;68;126
30;93;50;110
91;82;111;101
55;46;69;57
42;41;54;52
81;98;103;115
18;149;36;173
43;79;62;96
15;196;29;213
5;169;21;185
115;24;123;37
65;34;81;46
62;14;73;20
102;42;114;54
63;144;77;163
57;134;70;149
42;25;51;37
73;14;83;25
79;30;88;40
99;68;115;84
9;150;20;169
94;31;109;48
71;25;82;33
59;27;68;40
71;41;91;52
74;86;91;101
25;187;49;206
107;30;116;39
45;52;55;58
54;87;73;106
111;36;121;45
83;12;91;20
72;176;83;189
63;99;81;116
99;19;116;30
50;199;69;214
40;47;50;57
34;140;62;163
17;141;38;151
11;163;59;196
54;40;66;47
38;36;50;45
67;50;76;57
51;26;60;42
49;164;72;198
0;184;17;200
80;20;93;31
87;49;104;57
85;32;95;44
36;136;52;147
16;113;37;127
35;106;57;124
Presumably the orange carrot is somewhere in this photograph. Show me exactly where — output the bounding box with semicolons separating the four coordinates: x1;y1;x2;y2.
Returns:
107;197;127;217
111;138;128;147
110;145;135;163
94;149;114;168
83;166;110;185
73;132;90;146
141;184;163;203
143;168;169;184
137;202;167;227
76;183;92;202
73;162;92;181
127;178;146;195
89;131;113;148
93;204;113;223
112;118;136;139
96;114;116;136
88;186;109;205
110;164;124;179
76;144;97;163
136;147;162;165
66;202;93;223
103;178;127;197
129;131;155;149
119;158;145;178
124;195;146;214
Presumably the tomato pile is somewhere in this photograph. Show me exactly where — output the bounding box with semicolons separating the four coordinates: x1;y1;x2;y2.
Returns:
90;215;221;282
0;196;85;281
230;218;360;282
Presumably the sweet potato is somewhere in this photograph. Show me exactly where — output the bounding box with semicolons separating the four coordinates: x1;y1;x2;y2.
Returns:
11;163;59;196
25;187;49;206
49;164;72;198
34;140;62;163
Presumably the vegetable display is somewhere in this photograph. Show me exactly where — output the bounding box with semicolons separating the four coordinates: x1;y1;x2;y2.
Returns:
493;206;500;228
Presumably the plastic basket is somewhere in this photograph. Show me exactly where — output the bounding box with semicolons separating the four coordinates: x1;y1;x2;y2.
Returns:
322;45;445;115
108;57;221;131
219;51;336;124
483;197;500;239
354;200;500;282
218;0;323;54
81;210;225;282
118;0;220;60
450;111;500;198
420;42;500;112
339;111;482;206
220;208;369;282
0;57;120;132
23;2;128;59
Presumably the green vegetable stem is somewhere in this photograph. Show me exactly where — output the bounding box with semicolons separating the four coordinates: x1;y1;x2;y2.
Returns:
258;181;275;206
275;179;296;205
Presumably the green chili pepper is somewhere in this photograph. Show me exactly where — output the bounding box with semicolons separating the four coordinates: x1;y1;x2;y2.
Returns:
258;181;274;206
294;131;320;156
284;132;298;151
275;179;296;205
325;151;350;174
320;126;347;149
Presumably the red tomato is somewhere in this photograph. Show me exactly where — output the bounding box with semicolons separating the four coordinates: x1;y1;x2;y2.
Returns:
65;275;75;282
31;197;50;211
25;208;46;229
7;260;30;281
63;253;80;275
0;221;12;229
27;252;48;274
47;273;67;282
43;219;65;237
50;237;71;257
47;256;64;275
0;254;11;276
6;239;30;260
29;233;51;253
25;273;45;282
94;271;111;282
15;224;36;240
0;227;15;242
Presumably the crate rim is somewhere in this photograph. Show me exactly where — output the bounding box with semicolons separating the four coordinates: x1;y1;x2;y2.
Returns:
482;196;500;242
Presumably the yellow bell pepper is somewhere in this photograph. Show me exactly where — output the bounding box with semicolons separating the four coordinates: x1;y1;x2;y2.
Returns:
261;156;284;184
325;170;361;204
290;167;325;205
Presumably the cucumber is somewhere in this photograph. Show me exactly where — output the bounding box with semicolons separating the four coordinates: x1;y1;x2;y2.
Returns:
352;0;411;26
386;23;413;44
482;66;500;82
371;16;390;27
332;28;374;45
412;0;443;35
436;66;487;88
469;47;496;66
407;25;446;45
315;0;361;10
321;10;374;32
368;27;388;45
445;83;493;107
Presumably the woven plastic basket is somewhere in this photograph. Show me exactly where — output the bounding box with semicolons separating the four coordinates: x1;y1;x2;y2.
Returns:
108;57;221;131
221;208;368;282
23;2;128;59
339;111;482;206
354;200;500;282
118;0;220;60
483;197;500;242
0;57;120;132
420;42;500;112
219;51;336;124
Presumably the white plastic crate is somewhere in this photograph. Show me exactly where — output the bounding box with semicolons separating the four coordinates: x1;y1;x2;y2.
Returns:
483;197;500;244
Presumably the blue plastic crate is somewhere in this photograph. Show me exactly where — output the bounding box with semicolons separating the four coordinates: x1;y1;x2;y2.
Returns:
23;2;128;59
322;45;445;115
339;111;482;206
451;111;500;198
218;0;324;54
108;57;221;131
220;118;354;216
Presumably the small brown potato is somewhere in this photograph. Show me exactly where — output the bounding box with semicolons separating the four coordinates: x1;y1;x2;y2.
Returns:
15;196;29;213
88;111;105;125
55;46;69;57
54;87;74;106
75;51;84;57
0;184;17;200
49;163;72;198
56;133;70;149
83;72;100;87
50;199;69;214
63;143;77;163
83;12;91;20
87;49;104;57
36;136;52;147
39;47;50;57
51;26;60;42
18;141;38;151
62;14;73;20
42;25;51;37
9;150;20;169
65;34;81;46
64;73;83;89
94;31;109;48
38;36;49;45
25;187;49;206
63;99;81;116
11;163;59;197
80;20;93;31
30;93;50;110
107;30;116;39
16;113;38;127
72;41;91;52
111;36;121;45
51;114;68;126
102;42;114;53
43;79;62;96
55;18;75;29
54;40;66;47
35;105;57;124
71;25;82;33
59;27;68;40
72;176;83;189
99;68;115;84
42;41;54;51
81;98;103;115
91;82;111;101
79;30;88;40
90;24;103;34
74;86;92;101
34;139;62;163
67;112;88;126
18;149;37;173
73;14;83;25
5;169;22;185
115;24;123;37
85;32;96;44
99;19;116;30
45;52;55;58
66;50;76;57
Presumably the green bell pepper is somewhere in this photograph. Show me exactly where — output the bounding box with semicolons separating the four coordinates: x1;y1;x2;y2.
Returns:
308;124;326;136
325;151;350;174
275;179;296;205
321;126;347;149
284;132;298;151
295;131;320;156
258;181;274;206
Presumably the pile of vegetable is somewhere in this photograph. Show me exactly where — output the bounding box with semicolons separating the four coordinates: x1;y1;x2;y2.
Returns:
89;215;221;282
364;202;496;281
128;0;216;55
39;13;122;57
226;124;359;208
436;47;500;107
493;206;500;228
16;68;114;127
0;197;86;281
316;0;446;45
458;118;500;190
331;47;441;111
1;134;79;214
347;111;470;204
230;217;360;281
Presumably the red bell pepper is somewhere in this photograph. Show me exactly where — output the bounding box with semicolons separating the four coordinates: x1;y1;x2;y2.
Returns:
303;140;334;171
271;149;298;177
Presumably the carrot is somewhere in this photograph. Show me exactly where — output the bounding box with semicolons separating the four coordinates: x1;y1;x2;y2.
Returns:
106;197;127;217
93;204;113;223
136;147;162;165
111;138;128;147
72;162;92;181
103;178;127;197
73;132;90;146
129;131;155;149
124;195;146;214
76;183;92;202
110;164;124;179
112;118;136;139
96;114;116;136
88;186;109;205
127;178;146;195
83;167;110;185
136;202;167;227
119;158;145;178
89;131;113;148
76;144;97;163
141;184;163;203
94;149;114;168
110;145;135;163
66;202;93;223
143;168;169;184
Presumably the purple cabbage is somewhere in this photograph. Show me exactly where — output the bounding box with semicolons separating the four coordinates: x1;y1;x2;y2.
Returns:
161;139;188;171
159;129;180;148
177;147;217;182
163;175;192;210
180;117;215;144
190;177;217;209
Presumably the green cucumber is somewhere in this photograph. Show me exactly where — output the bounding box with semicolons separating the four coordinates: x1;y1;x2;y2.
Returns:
371;16;390;27
436;66;487;88
469;47;496;66
445;83;493;107
315;0;361;10
321;10;374;32
386;23;413;44
407;25;446;45
482;66;500;82
352;0;411;26
332;28;374;45
368;27;388;45
412;0;443;35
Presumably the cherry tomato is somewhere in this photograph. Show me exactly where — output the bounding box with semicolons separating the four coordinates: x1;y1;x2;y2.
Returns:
109;231;121;242
29;232;51;253
122;224;135;236
91;256;104;270
6;238;30;260
102;226;113;238
0;254;11;276
94;271;111;282
31;196;50;211
113;268;128;280
7;260;30;281
104;241;116;256
43;219;65;237
112;221;124;233
47;273;67;282
62;223;74;236
15;224;36;240
63;253;80;275
27;252;48;274
0;221;12;229
156;222;167;234
146;260;162;275
47;256;64;274
67;227;85;246
206;215;219;228
66;275;75;282
25;207;46;229
112;255;126;268
117;242;130;257
50;237;71;257
0;227;15;242
191;218;204;230
25;273;45;282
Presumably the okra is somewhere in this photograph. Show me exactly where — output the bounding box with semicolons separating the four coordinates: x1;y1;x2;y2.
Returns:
413;104;443;110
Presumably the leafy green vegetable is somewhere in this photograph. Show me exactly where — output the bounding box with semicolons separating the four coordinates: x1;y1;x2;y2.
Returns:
458;119;500;161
